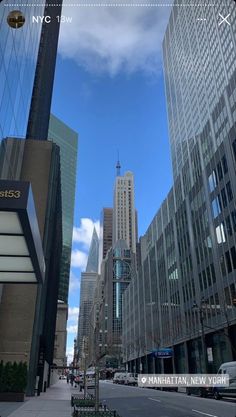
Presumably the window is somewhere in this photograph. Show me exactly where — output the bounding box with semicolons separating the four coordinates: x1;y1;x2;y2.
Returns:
232;139;236;162
210;264;216;283
220;256;226;276
221;188;227;208
225;251;232;273
230;247;236;269
216;223;226;244
221;155;228;174
212;197;221;218
226;182;233;202
225;216;232;236
217;161;223;180
231;210;236;232
208;170;217;192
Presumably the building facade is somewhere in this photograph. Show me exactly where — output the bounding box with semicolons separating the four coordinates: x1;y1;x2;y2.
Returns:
96;240;136;368
48;114;78;303
0;1;44;142
123;1;236;374
0;0;63;395
113;170;137;253
100;208;113;260
86;228;99;273
77;228;99;363
163;0;236;180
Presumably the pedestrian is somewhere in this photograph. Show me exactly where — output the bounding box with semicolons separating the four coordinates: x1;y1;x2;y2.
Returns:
70;374;75;386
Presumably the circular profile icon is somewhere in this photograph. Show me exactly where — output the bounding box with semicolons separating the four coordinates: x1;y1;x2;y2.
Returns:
7;10;25;29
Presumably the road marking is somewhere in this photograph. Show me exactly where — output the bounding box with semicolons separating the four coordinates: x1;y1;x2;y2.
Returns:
192;410;218;417
148;397;161;402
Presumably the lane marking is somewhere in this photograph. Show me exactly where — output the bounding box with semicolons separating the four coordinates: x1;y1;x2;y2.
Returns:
148;397;161;402
192;410;219;417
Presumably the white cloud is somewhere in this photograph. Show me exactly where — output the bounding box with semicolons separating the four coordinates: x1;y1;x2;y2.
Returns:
71;249;88;270
67;325;78;334
68;306;80;322
59;1;172;76
73;218;100;248
69;270;81;293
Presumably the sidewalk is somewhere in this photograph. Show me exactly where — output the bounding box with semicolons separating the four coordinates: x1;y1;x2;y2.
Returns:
0;380;81;417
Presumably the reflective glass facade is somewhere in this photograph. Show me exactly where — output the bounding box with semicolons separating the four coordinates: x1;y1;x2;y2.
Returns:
163;0;236;179
123;1;236;374
48;114;78;303
0;1;44;141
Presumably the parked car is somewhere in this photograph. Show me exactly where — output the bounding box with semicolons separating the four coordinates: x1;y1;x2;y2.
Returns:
213;361;236;400
113;372;125;384
124;373;138;386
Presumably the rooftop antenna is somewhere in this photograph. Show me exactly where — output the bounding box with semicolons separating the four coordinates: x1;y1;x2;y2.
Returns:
116;150;121;176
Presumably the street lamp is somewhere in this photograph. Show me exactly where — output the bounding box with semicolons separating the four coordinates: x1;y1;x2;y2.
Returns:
192;299;208;373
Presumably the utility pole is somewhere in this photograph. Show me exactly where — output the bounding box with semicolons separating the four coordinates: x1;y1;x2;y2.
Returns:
95;365;99;412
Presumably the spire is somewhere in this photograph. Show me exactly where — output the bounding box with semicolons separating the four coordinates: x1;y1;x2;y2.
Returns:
116;151;121;176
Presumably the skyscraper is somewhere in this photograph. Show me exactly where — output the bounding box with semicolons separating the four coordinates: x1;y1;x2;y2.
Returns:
100;208;113;260
48;114;78;303
0;0;64;395
123;1;236;374
86;228;99;273
77;229;99;361
113;166;137;253
163;0;236;179
0;1;44;142
27;0;63;140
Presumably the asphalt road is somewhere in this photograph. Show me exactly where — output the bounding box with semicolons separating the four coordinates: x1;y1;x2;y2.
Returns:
99;381;236;417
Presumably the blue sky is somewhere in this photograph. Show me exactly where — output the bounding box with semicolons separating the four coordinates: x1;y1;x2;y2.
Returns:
51;2;173;363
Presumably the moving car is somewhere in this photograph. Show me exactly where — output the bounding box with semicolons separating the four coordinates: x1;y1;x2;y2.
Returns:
213;361;236;400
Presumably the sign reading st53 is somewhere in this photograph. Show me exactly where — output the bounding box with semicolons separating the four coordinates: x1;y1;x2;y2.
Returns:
0;190;21;198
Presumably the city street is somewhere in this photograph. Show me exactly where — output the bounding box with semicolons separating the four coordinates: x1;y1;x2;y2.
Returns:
99;381;236;417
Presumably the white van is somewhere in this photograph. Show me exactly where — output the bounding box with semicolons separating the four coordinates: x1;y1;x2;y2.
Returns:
213;361;236;400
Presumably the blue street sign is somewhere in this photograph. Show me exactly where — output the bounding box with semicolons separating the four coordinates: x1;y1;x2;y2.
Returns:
152;348;173;358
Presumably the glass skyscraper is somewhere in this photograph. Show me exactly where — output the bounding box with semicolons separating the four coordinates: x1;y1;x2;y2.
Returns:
0;1;44;141
48;114;78;303
163;0;236;179
123;1;236;375
77;230;99;361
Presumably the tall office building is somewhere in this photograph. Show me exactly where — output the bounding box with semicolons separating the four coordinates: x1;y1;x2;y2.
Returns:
113;166;137;253
123;1;236;374
0;0;63;395
48;114;78;367
48;114;78;303
27;0;63;140
100;208;113;260
77;229;99;361
86;228;99;273
163;0;236;180
0;1;44;142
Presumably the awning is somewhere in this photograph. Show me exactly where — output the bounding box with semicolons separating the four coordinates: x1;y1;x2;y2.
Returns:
0;180;45;283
